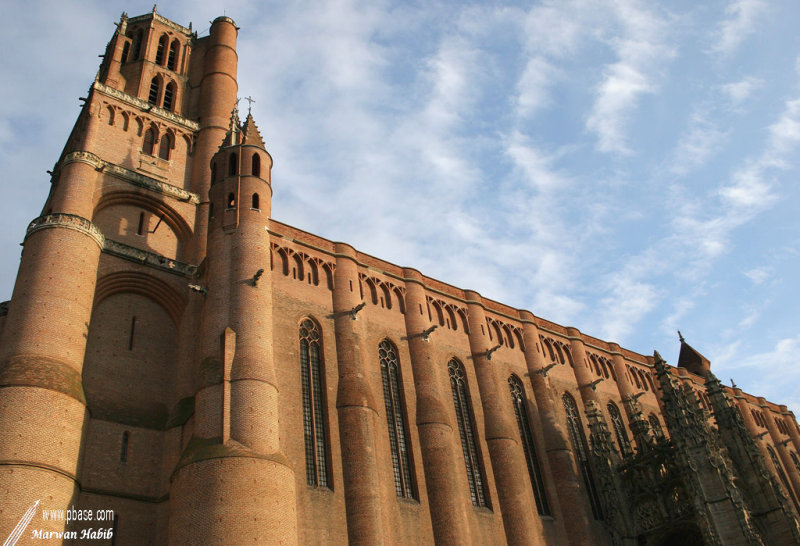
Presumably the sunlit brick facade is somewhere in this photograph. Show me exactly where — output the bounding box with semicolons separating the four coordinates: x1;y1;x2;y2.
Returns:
1;8;800;545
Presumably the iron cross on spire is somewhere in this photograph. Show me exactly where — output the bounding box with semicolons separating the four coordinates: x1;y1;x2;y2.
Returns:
243;96;255;115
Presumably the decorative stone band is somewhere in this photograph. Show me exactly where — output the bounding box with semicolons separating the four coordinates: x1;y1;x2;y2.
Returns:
26;213;105;249
62;151;200;204
93;81;200;132
103;238;198;278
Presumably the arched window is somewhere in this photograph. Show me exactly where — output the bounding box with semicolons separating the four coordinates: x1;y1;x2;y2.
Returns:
107;106;115;126
649;414;664;439
449;359;488;507
142;128;155;155
155;34;168;65
226;193;235;209
607;402;631;455
121;41;130;63
251;193;260;210
132;30;143;60
252;153;261;177
168;39;179;70
228;152;238;176
148;77;160;105
300;318;329;488
509;375;550;515
379;340;415;499
163;81;175;111
563;393;604;519
158;132;171;160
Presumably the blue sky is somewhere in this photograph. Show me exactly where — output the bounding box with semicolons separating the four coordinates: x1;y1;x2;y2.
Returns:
1;0;799;415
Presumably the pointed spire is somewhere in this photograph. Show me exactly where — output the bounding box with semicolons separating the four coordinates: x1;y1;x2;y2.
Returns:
241;113;266;148
220;106;242;148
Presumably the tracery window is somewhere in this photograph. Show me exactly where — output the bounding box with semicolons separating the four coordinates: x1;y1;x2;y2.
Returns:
768;446;799;509
649;414;664;439
379;340;415;499
300;318;329;488
607;402;631;454
449;359;489;507
790;451;800;475
508;375;550;515
563;393;604;519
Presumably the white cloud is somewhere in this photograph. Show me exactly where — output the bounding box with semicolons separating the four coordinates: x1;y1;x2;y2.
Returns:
671;111;727;175
745;267;770;285
711;0;767;56
721;76;764;105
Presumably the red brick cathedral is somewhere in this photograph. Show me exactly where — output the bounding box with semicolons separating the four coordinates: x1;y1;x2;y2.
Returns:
1;8;800;545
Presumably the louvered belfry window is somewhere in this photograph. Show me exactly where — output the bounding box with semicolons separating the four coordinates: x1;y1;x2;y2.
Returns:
379;340;415;498
449;359;489;507
508;375;550;515
300;318;329;488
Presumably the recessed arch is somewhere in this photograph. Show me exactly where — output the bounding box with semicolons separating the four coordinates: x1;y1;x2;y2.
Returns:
94;271;186;327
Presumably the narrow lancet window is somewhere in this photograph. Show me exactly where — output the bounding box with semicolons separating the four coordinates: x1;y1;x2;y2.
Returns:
148;77;160;105
563;393;604;519
163;82;175;111
251;193;260;210
142;128;155;155
158;133;171;160
120;431;129;463
449;359;489;507
228;152;237;176
252;153;261;177
168;39;179;70
607;402;631;454
155;34;167;65
379;340;415;499
300;318;330;488
226;193;235;209
509;375;550;515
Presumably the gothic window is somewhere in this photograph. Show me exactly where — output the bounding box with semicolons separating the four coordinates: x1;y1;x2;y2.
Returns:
121;41;130;63
107;106;115;125
148;77;160;105
155;34;168;65
649;414;664;439
379;340;415;499
768;446;799;508
300;318;330;488
563;393;604;520
228;152;237;176
509;375;550;515
449;359;489;507
251;193;260;210
163;81;175;111
142;128;155;155
607;402;631;454
252;153;261;177
226;193;235;209
790;452;800;475
168;39;179;70
158;133;172;160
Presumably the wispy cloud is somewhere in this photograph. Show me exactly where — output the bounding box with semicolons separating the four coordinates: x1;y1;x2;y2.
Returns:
721;76;764;105
671;111;727;175
711;0;767;56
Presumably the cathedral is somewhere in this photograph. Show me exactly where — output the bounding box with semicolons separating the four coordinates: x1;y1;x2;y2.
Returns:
2;8;800;545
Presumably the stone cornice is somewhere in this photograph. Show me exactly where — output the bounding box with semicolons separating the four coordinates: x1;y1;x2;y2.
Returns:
62;151;200;204
103;238;197;278
127;12;193;37
25;213;105;249
93;81;199;132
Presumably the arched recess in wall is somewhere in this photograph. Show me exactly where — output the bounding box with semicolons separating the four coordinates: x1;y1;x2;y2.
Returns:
85;272;186;429
93;192;192;261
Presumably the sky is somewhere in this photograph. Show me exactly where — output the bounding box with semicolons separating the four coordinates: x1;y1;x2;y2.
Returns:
1;0;800;415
